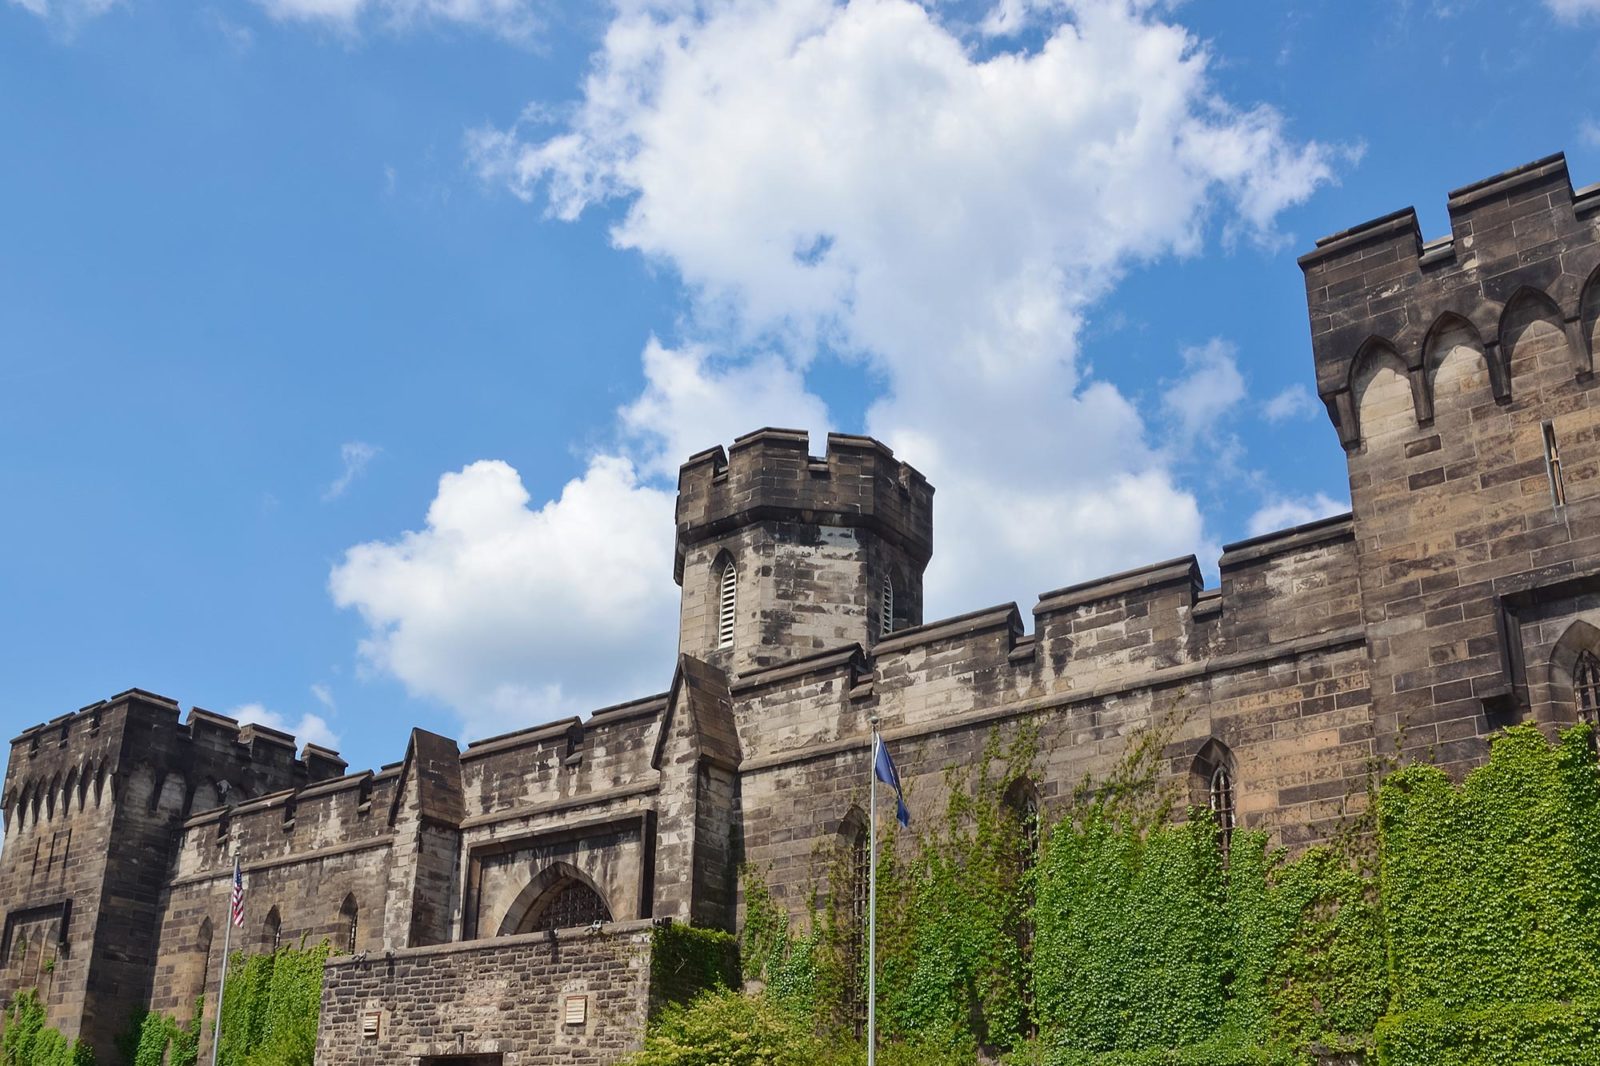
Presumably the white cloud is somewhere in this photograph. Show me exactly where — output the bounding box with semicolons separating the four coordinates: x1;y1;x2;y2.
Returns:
471;0;1336;617
7;0;117;31
619;338;832;480
1162;339;1246;442
1262;383;1319;423
1580;118;1600;149
323;441;380;501
310;683;336;711
253;0;544;40
329;456;677;739
1245;493;1347;538
1546;0;1600;22
233;703;342;751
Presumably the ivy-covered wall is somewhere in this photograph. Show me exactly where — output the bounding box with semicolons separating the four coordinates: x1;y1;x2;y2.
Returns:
734;723;1600;1066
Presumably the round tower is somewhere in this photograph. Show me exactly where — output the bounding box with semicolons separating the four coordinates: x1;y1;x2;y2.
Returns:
673;428;934;675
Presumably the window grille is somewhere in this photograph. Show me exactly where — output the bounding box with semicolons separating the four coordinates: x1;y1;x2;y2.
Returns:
846;825;870;1036
717;562;737;649
340;896;358;954
524;880;611;933
1210;766;1236;853
1577;651;1600;724
880;576;895;637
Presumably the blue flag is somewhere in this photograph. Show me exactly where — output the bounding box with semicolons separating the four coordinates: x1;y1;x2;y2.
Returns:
874;736;910;828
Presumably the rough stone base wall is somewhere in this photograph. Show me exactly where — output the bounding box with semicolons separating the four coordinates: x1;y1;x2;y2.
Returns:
315;922;655;1066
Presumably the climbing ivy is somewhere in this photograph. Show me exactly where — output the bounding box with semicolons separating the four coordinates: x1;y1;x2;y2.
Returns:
2;989;96;1066
649;924;740;1017
116;998;201;1066
216;941;329;1066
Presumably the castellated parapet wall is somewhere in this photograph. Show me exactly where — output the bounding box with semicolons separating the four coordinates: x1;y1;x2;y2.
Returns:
1300;152;1600;776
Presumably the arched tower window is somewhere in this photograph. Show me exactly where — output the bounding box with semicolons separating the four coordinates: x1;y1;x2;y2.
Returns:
263;907;281;953
196;918;214;1001
716;557;738;649
1576;651;1600;725
339;894;359;954
880;575;895;637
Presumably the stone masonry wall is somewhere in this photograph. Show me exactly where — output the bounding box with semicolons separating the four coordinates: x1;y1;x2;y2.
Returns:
316;923;655;1066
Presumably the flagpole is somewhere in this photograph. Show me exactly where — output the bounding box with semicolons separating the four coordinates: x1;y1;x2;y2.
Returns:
867;715;878;1066
210;854;236;1066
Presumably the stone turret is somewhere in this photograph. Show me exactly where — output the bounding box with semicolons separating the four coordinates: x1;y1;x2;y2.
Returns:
674;429;934;675
1300;153;1600;772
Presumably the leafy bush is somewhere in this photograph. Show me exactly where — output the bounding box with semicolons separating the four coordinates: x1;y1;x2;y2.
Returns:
2;989;96;1066
216;941;328;1066
620;989;820;1066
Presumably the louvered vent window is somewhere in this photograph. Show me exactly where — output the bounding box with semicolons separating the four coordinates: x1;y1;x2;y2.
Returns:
717;562;737;649
880;576;895;637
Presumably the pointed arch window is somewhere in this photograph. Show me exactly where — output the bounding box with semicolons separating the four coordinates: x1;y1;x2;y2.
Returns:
880;575;895;637
514;878;611;934
1210;766;1237;852
840;810;870;1037
263;907;281;953
1576;651;1600;725
339;894;359;954
716;558;738;649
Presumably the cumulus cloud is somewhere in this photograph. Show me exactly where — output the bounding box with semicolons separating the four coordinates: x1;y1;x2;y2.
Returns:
253;0;544;40
1546;0;1600;22
323;441;381;501
1162;339;1247;442
1262;384;1319;423
329;456;677;739
1245;493;1347;538
233;703;342;750
470;0;1336;614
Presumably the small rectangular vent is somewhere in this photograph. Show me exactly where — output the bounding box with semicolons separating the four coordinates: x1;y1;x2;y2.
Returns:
563;994;588;1026
362;1010;382;1039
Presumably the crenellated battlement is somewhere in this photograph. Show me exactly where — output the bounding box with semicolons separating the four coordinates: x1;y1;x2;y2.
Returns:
1300;153;1600;448
674;428;934;582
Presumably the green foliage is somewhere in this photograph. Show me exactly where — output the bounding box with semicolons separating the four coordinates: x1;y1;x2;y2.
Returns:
620;988;820;1066
2;989;97;1066
1375;1001;1600;1065
1377;723;1600;1012
216;942;328;1066
740;870;820;1018
650;924;740;1016
120;999;202;1066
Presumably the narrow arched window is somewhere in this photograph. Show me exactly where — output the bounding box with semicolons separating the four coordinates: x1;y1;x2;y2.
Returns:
264;907;281;953
1576;651;1600;724
880;575;895;637
1210;766;1236;853
843;813;870;1037
196;918;214;1001
339;894;359;954
716;559;738;649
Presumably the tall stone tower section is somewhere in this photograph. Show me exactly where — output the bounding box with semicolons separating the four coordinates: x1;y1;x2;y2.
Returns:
0;691;344;1056
674;429;934;675
1301;153;1600;775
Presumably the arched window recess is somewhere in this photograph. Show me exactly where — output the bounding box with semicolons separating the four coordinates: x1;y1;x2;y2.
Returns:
1576;650;1600;726
880;575;895;638
715;555;738;650
498;862;614;936
339;894;359;954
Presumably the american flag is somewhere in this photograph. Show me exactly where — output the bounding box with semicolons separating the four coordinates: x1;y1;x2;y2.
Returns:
229;857;245;927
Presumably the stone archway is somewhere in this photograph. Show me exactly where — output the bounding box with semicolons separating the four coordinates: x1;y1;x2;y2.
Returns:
496;861;613;936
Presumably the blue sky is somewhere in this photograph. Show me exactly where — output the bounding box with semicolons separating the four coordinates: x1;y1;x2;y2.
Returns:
3;0;1599;773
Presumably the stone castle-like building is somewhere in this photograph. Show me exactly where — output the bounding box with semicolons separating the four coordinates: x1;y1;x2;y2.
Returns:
3;153;1600;1064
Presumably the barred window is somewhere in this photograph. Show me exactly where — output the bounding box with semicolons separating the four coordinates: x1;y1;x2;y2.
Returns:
843;817;870;1037
1577;651;1600;724
340;894;359;954
880;576;895;637
519;880;611;934
1210;766;1236;852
